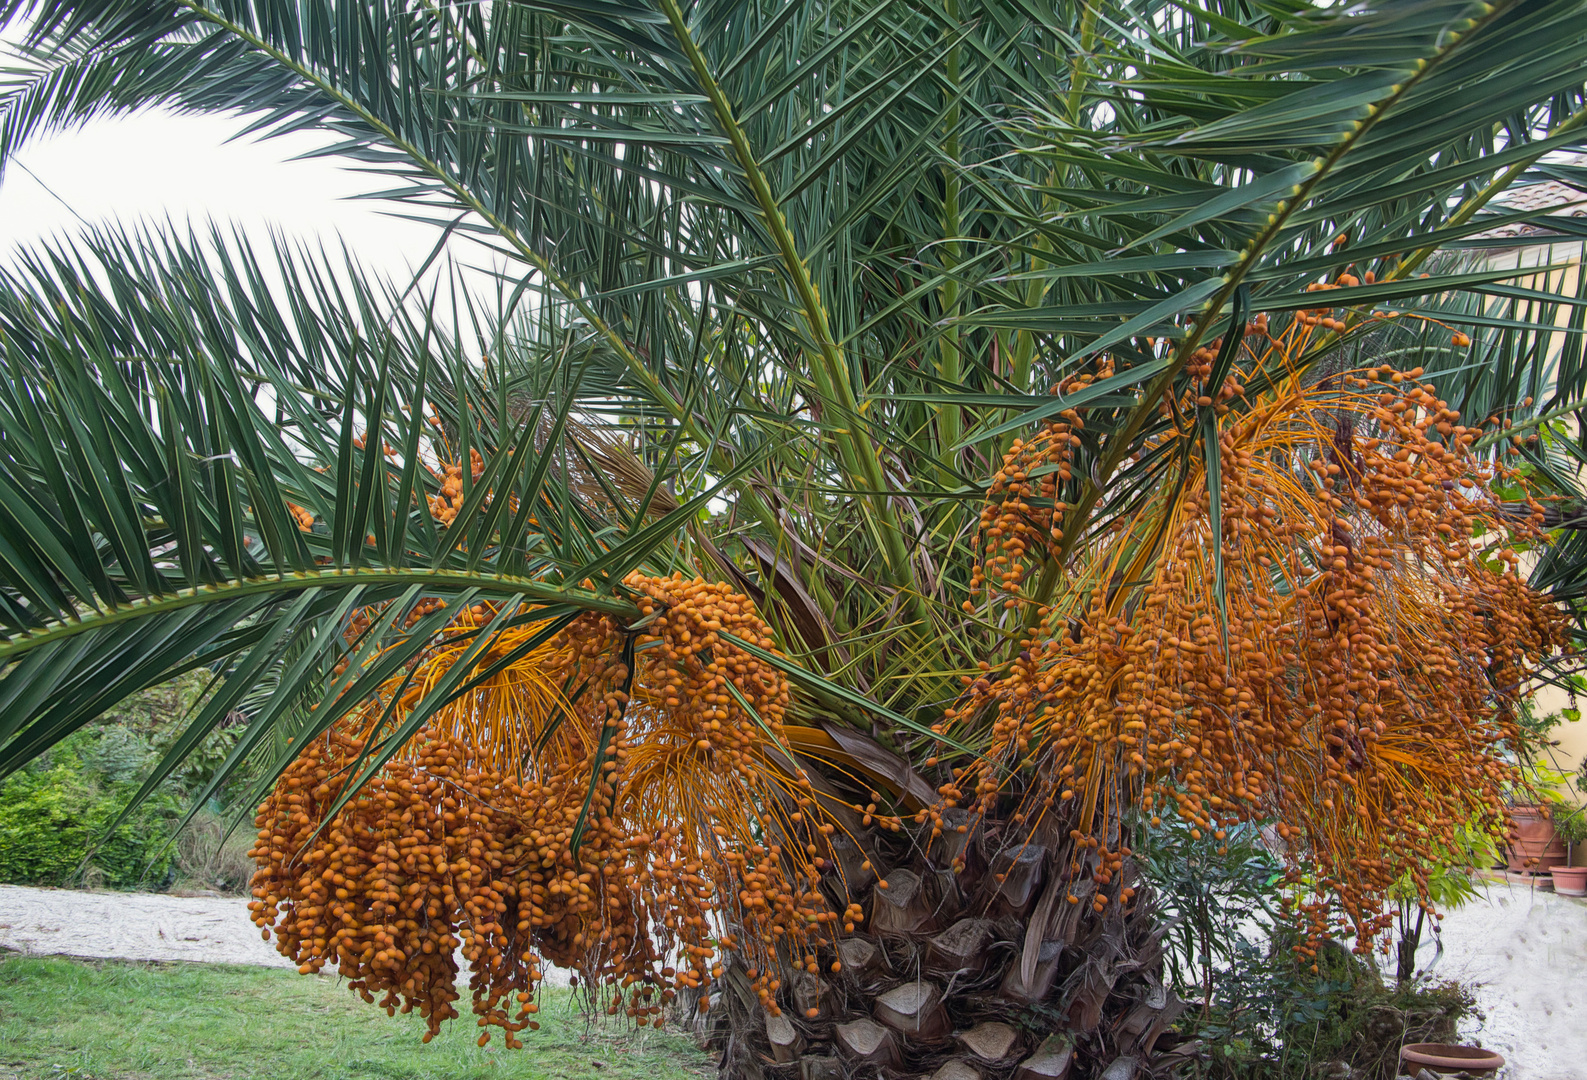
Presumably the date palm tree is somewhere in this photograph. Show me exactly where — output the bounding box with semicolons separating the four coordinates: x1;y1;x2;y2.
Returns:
3;0;1587;1076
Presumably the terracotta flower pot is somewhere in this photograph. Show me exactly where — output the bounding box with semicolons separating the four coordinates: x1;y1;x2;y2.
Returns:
1506;804;1566;872
1552;864;1587;897
1400;1043;1504;1076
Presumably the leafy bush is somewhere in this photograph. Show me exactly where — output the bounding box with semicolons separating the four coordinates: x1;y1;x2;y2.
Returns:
0;731;179;889
1263;939;1472;1080
1139;815;1474;1079
1554;804;1587;847
0;672;265;894
97;670;257;803
1137;815;1283;1021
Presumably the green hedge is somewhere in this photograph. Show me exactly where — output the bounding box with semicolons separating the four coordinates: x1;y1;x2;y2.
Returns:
0;733;179;889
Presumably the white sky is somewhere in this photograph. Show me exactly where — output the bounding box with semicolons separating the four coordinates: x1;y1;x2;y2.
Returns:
0;107;494;292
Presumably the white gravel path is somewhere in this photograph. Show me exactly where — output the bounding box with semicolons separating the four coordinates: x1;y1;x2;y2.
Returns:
0;880;1580;1076
0;882;575;985
0;883;293;968
1426;881;1587;1080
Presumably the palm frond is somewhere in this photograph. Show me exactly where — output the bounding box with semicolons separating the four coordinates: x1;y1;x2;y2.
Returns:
0;226;742;783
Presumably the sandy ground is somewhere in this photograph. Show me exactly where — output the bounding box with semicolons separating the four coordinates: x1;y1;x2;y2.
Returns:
0;883;293;968
1427;880;1587;1080
0;882;574;985
0;880;1581;1076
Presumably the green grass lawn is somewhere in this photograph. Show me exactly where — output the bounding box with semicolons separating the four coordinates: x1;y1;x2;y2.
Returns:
0;954;714;1080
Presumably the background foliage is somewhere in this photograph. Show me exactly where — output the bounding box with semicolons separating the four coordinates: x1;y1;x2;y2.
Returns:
0;671;254;891
1138;815;1476;1079
0;727;180;888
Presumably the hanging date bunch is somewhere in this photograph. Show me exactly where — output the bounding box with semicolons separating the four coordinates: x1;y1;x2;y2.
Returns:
249;571;840;1046
946;314;1566;953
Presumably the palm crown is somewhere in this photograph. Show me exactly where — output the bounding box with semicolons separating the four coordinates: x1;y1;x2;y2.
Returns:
3;0;1587;1073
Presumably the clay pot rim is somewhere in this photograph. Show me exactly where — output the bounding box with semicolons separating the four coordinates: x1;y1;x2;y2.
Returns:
1399;1042;1505;1070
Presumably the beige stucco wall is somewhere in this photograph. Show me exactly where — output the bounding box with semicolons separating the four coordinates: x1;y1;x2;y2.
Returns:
1486;238;1587;847
1530;683;1586;790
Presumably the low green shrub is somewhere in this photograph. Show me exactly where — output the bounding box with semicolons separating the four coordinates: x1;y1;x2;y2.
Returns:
0;730;179;889
1139;814;1475;1079
1554;804;1587;847
0;671;268;894
1245;938;1472;1080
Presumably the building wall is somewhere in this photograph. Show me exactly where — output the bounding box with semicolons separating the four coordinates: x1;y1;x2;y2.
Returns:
1484;238;1587;858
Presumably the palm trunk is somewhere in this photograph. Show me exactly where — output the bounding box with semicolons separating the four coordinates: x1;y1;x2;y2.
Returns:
704;808;1184;1080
